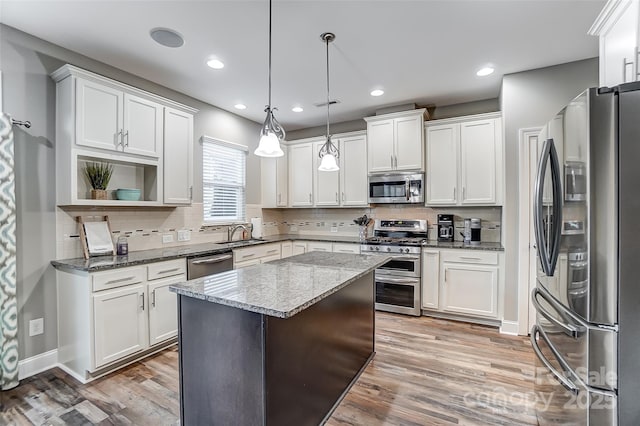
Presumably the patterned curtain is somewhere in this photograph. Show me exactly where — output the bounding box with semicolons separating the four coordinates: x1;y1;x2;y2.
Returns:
0;113;18;390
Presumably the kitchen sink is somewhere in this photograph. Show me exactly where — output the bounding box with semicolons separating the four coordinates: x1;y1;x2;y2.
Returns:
223;239;265;248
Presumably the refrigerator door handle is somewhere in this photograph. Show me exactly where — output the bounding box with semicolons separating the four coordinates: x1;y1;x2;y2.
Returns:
531;288;585;339
530;325;580;395
548;138;563;274
534;139;552;276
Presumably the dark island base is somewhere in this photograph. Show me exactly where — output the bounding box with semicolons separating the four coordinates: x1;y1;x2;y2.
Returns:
178;272;375;426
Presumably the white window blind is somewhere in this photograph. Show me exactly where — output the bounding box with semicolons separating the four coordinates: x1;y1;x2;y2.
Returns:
202;138;246;223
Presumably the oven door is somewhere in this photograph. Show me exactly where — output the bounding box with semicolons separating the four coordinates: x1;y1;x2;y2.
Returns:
375;255;420;277
374;274;421;316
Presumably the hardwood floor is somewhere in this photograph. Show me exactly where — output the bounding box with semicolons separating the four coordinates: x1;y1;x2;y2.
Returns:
0;313;536;425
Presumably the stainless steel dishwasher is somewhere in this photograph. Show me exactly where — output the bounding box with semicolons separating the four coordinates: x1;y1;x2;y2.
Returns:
187;251;233;279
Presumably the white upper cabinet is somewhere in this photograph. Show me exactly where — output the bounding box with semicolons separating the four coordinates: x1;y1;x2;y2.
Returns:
313;140;340;206
338;133;368;206
460;119;497;204
123;93;163;158
261;149;288;208
51;65;198;207
163;107;194;205
590;0;640;87
365;109;426;173
426;124;458;205
425;113;503;206
289;143;314;207
76;78;123;152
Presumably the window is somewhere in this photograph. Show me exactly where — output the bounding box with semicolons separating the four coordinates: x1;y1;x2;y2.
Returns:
202;136;247;223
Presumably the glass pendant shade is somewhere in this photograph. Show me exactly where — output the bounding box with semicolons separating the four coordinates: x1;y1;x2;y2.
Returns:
318;152;339;171
255;107;285;157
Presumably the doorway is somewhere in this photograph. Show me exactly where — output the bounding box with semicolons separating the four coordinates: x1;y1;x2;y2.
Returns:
517;127;543;335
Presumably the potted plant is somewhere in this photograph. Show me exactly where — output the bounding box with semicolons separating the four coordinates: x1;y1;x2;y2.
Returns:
83;162;113;200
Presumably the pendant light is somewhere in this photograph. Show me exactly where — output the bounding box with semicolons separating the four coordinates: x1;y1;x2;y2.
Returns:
318;32;339;172
255;0;285;157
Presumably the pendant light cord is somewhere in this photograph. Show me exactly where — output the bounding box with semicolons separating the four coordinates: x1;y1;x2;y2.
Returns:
325;35;330;138
268;0;273;108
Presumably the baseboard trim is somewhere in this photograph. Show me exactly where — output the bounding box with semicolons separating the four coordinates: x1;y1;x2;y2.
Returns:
500;320;520;336
18;349;58;380
56;362;90;384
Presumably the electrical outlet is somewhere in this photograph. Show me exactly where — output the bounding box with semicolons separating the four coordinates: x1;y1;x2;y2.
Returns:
177;230;191;242
162;233;174;244
331;226;338;233
29;318;44;336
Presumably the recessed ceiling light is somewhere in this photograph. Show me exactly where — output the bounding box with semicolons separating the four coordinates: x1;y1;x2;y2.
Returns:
234;104;247;110
292;106;304;113
150;28;184;48
476;67;495;77
207;59;225;69
370;89;384;97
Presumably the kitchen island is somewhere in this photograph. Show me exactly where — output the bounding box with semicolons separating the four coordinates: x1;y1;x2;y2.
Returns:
169;252;389;426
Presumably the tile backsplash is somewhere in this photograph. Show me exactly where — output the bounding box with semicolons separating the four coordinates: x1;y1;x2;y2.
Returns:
56;203;502;260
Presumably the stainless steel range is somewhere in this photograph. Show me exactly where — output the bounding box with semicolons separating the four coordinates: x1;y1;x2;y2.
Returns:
360;219;427;316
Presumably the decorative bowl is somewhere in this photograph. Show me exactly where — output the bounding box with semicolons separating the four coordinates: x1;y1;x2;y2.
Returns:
115;188;141;201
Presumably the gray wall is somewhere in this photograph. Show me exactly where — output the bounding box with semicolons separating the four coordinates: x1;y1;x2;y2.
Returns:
500;58;598;321
0;24;261;359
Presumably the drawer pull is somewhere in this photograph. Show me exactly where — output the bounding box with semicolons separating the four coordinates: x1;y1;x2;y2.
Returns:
106;276;136;285
157;267;180;275
141;293;145;311
266;249;279;254
241;253;256;259
460;257;482;261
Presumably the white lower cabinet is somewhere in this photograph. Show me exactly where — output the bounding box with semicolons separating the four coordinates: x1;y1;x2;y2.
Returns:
57;259;185;381
233;243;282;268
332;243;360;254
281;242;293;258
422;248;502;321
441;263;498;318
292;242;307;255
93;284;147;368
306;241;333;252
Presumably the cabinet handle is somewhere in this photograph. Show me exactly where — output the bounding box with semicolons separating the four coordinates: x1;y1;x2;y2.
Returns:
391;154;394;168
189;186;193;201
241;253;256;259
152;289;156;307
335;192;338;203
266;249;279;254
106;276;136;285
460;256;482;261
116;129;123;148
444;269;447;282
141;293;145;311
462;187;466;200
309;193;312;203
123;130;129;147
278;193;281;204
342;192;345;202
623;57;634;83
157;267;180;275
395;155;398;169
453;187;456;200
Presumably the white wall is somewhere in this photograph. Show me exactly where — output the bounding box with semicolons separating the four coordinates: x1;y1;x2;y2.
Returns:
500;58;598;321
0;23;260;359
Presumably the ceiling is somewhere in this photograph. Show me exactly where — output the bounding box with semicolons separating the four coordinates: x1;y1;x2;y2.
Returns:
1;0;605;131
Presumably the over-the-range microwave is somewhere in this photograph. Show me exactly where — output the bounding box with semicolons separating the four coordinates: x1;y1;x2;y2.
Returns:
368;172;424;204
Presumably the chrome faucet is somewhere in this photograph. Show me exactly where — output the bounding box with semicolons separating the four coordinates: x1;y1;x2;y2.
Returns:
228;223;252;242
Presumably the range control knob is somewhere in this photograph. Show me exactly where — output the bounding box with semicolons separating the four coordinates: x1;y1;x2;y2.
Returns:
404;248;410;254
374;246;380;251
386;247;391;252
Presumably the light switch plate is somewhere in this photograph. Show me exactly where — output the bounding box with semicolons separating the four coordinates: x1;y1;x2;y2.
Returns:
29;318;44;336
162;233;174;244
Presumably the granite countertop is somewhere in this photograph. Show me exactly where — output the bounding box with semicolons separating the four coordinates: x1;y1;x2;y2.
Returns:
262;234;363;244
170;252;390;319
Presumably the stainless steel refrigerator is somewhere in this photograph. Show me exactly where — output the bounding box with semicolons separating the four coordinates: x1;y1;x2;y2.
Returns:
531;82;640;425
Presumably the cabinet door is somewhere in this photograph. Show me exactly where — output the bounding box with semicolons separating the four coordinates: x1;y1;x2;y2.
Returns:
426;124;459;205
148;275;182;346
394;115;423;171
421;250;440;309
76;78;123;152
339;135;368;206
599;0;639;87
460;119;497;205
93;284;147;368
163;107;193;204
307;241;332;252
289;143;314;207
276;150;288;207
313;141;340;206
332;243;360;254
281;242;293;258
292;242;307;255
440;263;498;318
367;120;395;173
123;94;163;158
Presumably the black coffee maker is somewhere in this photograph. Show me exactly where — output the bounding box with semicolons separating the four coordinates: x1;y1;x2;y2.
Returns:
437;214;454;242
